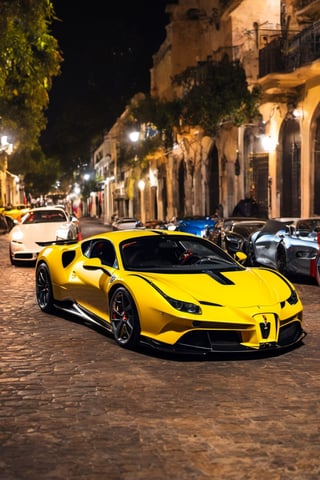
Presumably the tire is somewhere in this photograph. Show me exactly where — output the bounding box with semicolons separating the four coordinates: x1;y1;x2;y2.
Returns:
315;255;320;287
35;262;55;313
276;245;287;274
110;287;140;349
9;245;15;265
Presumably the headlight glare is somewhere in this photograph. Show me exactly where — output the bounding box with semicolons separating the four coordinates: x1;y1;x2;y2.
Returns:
12;230;24;242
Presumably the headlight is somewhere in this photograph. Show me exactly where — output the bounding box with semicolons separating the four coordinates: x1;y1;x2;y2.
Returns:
166;296;201;313
150;280;201;314
287;289;298;305
11;230;24;242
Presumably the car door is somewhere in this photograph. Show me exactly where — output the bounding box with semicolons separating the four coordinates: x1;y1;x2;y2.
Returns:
253;220;288;267
70;239;117;320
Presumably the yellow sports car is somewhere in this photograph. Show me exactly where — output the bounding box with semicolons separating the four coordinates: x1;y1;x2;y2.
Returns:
35;229;306;355
1;203;30;222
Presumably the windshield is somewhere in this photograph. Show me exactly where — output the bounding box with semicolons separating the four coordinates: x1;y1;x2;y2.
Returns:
22;210;67;224
121;235;242;272
296;219;320;233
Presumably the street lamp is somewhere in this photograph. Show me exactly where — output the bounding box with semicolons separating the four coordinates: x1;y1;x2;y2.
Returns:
138;179;145;224
1;135;13;155
260;134;277;153
128;130;140;143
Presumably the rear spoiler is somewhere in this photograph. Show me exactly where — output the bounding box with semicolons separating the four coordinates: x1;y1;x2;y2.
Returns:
36;240;79;247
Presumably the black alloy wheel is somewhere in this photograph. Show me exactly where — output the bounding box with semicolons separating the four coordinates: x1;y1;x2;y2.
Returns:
36;262;55;313
276;245;287;274
315;254;320;287
110;287;140;348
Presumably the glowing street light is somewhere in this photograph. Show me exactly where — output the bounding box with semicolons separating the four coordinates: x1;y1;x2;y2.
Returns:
128;130;140;143
1;135;13;154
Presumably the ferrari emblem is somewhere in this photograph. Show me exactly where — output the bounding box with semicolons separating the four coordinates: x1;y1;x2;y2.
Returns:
260;314;271;338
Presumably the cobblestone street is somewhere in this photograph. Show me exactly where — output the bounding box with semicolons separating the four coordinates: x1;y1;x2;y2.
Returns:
0;219;320;480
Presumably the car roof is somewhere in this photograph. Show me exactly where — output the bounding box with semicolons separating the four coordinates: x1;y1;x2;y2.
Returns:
271;217;299;224
178;216;213;220
225;219;266;225
28;206;66;212
83;229;197;243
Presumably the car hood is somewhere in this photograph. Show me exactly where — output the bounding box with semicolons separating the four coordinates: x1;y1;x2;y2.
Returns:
10;223;71;248
144;267;294;307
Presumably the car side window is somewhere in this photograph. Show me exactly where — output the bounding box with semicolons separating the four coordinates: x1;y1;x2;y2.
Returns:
89;240;116;267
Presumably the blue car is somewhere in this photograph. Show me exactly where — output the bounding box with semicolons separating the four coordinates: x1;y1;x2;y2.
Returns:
175;216;217;237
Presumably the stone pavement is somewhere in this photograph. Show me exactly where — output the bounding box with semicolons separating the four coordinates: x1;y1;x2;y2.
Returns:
0;220;320;480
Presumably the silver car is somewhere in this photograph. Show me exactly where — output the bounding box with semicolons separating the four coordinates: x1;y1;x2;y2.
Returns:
112;217;141;230
248;217;320;285
9;207;79;265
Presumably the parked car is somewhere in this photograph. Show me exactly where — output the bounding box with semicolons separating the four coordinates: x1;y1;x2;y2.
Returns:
210;218;267;258
54;204;82;239
144;219;167;229
248;217;320;285
9;206;80;265
35;229;305;355
112;217;142;230
175;216;217;237
0;213;15;234
1;204;30;222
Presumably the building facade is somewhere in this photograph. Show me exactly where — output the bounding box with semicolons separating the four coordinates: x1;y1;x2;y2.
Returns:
92;0;320;223
0;137;21;208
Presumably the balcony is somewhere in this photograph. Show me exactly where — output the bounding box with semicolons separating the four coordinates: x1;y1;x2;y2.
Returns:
258;21;320;93
294;0;320;24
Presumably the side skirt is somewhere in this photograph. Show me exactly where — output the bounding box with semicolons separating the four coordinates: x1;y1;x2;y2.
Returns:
53;300;113;334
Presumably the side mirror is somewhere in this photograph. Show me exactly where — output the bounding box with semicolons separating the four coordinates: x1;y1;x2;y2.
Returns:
234;251;247;264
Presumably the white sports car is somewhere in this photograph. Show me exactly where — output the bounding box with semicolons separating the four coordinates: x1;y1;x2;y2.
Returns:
9;207;80;265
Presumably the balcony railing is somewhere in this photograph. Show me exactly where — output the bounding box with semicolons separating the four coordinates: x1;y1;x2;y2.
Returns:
292;0;319;13
259;20;320;77
293;0;320;10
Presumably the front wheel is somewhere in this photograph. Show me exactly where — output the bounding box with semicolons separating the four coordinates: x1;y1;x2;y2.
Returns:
110;287;140;349
9;245;15;265
36;262;55;313
276;246;287;274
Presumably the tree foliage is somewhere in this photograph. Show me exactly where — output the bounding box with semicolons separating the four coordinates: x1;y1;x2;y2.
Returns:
0;0;62;150
129;58;261;147
129;95;182;134
174;58;261;135
19;148;62;198
0;0;62;198
128;94;182;151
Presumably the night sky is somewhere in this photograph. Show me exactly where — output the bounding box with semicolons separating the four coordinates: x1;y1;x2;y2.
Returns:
46;1;171;139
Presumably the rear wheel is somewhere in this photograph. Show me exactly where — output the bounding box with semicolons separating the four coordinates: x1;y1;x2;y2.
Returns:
36;262;55;313
315;255;320;287
110;287;140;349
